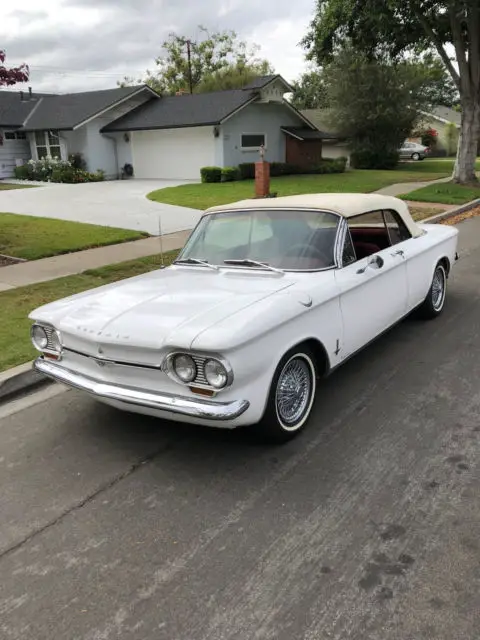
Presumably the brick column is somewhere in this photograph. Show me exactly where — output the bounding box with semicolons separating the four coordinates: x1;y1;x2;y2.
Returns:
255;161;270;198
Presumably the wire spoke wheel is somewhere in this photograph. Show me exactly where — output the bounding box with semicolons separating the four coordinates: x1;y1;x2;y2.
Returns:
275;355;314;431
431;266;446;311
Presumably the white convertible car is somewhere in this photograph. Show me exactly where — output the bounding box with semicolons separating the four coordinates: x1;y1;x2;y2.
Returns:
30;193;458;442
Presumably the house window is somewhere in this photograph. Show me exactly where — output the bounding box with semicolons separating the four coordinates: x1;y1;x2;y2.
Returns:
35;130;62;159
241;133;266;150
2;131;26;141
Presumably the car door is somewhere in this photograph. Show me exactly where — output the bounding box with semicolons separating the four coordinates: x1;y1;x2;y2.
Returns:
399;142;410;159
334;211;408;359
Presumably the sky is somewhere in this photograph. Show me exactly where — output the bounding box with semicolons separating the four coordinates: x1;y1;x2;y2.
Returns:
1;0;315;94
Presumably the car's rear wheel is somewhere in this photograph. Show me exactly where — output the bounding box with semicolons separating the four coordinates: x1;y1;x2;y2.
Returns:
256;347;317;443
412;152;421;161
418;262;447;319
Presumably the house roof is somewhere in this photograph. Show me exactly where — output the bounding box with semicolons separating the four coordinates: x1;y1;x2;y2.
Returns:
242;75;278;90
422;106;462;127
0;90;52;128
102;88;258;132
21;86;153;131
281;126;337;141
300;109;346;139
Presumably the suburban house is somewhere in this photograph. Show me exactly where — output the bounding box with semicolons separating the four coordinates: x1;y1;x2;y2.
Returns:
300;109;351;159
411;107;461;155
0;75;331;181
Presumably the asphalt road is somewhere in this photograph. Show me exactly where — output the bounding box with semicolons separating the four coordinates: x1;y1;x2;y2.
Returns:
1;219;480;640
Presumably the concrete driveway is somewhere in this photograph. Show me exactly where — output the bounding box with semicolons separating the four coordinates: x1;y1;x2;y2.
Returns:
0;179;202;235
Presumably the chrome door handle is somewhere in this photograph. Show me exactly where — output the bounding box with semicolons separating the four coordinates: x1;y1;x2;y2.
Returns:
391;249;405;258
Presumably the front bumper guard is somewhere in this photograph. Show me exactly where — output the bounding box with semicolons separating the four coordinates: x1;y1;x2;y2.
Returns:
34;358;249;421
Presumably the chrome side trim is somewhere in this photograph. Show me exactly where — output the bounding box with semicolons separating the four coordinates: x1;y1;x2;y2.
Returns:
34;358;249;421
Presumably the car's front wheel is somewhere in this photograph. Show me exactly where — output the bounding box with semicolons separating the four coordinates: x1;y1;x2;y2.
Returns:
257;347;317;443
418;262;447;319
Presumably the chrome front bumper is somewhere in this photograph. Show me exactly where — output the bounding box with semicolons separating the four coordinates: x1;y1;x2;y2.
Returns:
34;358;249;421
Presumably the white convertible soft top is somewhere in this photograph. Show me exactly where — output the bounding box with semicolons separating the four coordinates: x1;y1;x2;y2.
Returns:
205;193;424;239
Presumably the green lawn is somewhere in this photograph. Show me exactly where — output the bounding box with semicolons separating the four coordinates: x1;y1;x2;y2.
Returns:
400;182;480;205
0;183;36;190
148;162;456;211
0;251;178;372
0;213;148;260
148;159;480;211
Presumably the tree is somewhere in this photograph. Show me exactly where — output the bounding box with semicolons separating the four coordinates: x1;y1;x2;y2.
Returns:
290;70;329;110
195;59;274;93
413;52;459;107
120;26;272;94
303;0;480;184
0;49;29;86
322;48;425;168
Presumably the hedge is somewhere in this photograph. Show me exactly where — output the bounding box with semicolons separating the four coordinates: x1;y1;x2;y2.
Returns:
200;166;222;183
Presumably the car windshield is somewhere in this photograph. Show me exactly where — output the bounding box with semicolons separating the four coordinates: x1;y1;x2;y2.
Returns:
177;208;340;271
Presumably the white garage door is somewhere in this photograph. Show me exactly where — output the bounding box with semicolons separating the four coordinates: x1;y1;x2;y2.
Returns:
131;127;216;180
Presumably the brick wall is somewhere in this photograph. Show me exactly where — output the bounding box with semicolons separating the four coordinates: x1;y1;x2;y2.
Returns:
286;137;323;169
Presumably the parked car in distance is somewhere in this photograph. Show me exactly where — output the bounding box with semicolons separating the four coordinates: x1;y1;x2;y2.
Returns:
30;193;459;443
399;141;429;161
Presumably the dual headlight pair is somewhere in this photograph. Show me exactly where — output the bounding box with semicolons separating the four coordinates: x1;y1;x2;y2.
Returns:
170;354;230;390
32;324;230;391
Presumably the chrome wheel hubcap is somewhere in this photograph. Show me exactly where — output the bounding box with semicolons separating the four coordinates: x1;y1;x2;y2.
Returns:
432;267;445;310
276;357;312;428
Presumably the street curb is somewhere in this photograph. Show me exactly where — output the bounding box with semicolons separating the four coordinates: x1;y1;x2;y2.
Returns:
0;361;51;405
421;198;480;224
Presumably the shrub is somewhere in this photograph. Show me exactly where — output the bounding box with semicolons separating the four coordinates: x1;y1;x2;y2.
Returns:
13;164;31;180
350;150;399;170
68;152;87;170
13;157;106;183
306;157;348;174
269;162;302;176
238;162;256;179
200;166;222;183
221;166;240;182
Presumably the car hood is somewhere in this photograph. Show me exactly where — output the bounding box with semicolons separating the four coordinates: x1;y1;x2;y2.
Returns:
30;266;295;350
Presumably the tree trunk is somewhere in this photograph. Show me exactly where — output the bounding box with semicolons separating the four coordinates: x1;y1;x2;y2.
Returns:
453;98;480;184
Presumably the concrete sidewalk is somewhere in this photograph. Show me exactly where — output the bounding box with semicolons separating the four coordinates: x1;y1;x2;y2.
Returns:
374;176;451;196
0;230;190;291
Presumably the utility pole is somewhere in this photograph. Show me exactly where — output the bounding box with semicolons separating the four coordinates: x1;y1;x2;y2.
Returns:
186;39;193;94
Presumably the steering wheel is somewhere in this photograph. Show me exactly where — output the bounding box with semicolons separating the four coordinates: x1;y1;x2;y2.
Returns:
284;243;330;266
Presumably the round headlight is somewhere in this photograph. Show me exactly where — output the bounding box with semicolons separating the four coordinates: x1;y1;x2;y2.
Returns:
204;359;228;389
31;324;48;351
173;354;197;383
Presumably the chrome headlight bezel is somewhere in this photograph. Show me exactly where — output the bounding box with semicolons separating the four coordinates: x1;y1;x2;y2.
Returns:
31;323;63;358
164;352;233;391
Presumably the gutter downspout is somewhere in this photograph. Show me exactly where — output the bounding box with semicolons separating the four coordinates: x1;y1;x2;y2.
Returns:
102;132;119;180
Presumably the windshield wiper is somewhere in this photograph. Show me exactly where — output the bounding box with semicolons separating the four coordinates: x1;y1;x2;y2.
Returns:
223;259;283;274
174;257;219;271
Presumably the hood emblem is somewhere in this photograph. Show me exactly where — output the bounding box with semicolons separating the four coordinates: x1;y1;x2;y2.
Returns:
98;346;104;355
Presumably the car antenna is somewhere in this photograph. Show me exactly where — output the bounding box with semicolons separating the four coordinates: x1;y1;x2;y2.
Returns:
158;215;165;268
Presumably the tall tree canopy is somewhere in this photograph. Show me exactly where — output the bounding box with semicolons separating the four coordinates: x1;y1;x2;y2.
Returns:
322;48;426;169
290;70;329;110
0;50;29;86
291;53;458;111
120;26;273;94
303;0;480;183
